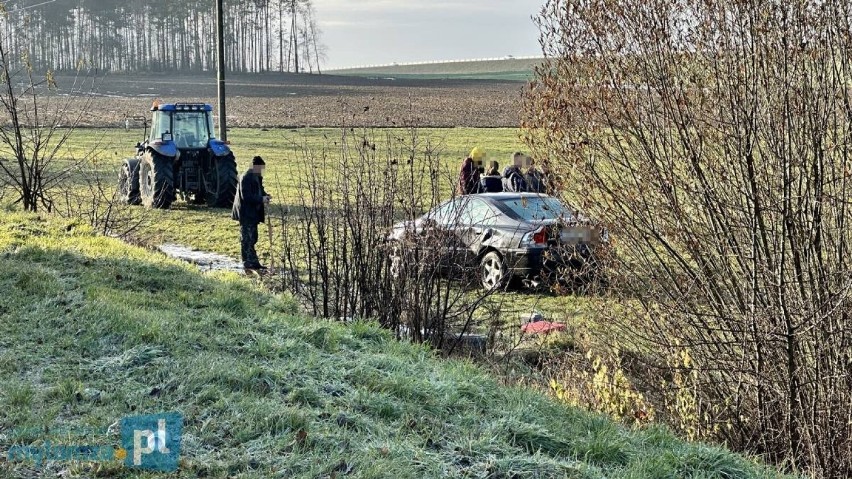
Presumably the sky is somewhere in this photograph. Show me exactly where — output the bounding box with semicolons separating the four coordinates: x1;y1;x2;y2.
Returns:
312;0;545;69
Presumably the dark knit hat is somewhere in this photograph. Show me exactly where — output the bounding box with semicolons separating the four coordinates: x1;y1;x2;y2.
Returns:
252;156;266;166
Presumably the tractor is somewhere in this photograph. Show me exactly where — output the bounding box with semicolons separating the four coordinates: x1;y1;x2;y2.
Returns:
118;102;238;209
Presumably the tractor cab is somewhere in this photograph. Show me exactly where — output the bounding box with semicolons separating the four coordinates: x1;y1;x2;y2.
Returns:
148;102;216;149
119;101;238;209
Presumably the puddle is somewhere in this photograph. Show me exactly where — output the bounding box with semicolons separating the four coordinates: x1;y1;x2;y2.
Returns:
157;243;245;272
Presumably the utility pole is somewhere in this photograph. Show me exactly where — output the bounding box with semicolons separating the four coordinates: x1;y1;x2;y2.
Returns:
291;0;299;73
216;0;227;141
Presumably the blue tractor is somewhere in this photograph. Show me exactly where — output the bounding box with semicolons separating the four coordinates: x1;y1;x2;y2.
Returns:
118;102;238;209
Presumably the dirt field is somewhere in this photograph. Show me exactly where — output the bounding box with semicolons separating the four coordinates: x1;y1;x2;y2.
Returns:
56;72;524;128
328;58;541;82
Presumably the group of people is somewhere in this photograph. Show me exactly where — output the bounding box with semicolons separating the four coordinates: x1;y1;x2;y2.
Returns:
233;149;549;271
458;148;548;196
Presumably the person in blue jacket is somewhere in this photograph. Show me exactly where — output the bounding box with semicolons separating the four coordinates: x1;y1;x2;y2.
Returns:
480;160;503;193
232;156;272;270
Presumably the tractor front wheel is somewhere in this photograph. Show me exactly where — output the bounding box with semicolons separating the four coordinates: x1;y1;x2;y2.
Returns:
140;151;175;209
203;153;238;208
118;159;141;205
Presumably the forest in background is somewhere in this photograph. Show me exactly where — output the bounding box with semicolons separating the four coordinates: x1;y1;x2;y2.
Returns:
0;0;325;74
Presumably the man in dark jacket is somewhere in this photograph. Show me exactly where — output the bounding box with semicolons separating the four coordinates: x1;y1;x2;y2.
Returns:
232;156;272;270
525;158;546;194
502;152;528;193
480;160;503;193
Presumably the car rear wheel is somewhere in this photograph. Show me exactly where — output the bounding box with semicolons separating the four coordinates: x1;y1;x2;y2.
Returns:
480;251;508;290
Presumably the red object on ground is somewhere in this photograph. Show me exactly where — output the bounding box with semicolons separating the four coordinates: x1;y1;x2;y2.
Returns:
521;321;567;335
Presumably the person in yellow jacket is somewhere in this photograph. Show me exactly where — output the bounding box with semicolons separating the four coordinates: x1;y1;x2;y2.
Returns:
458;147;486;195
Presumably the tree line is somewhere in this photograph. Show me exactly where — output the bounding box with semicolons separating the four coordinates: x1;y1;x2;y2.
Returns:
0;0;326;74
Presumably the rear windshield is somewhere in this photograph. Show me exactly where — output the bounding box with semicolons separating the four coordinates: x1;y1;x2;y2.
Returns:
496;196;573;222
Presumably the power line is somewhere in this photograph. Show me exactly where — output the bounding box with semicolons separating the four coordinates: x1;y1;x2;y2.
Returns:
4;0;60;14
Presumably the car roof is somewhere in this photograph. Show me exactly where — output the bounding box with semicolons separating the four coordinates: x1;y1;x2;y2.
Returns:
419;193;572;225
461;193;555;202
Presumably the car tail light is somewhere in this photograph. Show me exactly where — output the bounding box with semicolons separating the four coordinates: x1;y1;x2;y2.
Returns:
521;227;548;247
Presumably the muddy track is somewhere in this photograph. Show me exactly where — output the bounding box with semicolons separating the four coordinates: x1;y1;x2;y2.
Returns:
157;243;245;273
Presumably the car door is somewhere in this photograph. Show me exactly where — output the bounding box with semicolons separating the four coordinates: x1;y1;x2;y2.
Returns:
455;198;500;264
416;199;469;270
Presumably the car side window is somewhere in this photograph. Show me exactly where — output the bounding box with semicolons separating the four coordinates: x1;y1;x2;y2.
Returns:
429;200;462;226
460;199;498;226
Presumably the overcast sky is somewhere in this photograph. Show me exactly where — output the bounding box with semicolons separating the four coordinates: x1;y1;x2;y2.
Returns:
313;0;545;69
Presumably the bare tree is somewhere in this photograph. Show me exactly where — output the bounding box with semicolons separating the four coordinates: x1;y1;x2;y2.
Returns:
524;0;852;477
274;127;499;351
289;0;301;73
303;1;326;74
277;0;289;72
0;0;323;74
0;6;93;212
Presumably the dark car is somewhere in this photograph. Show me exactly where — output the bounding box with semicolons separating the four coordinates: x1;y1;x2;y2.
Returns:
387;193;607;290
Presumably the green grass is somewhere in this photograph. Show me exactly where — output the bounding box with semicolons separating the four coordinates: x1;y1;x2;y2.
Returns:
0;212;786;478
9;126;605;331
61;126;526;259
329;58;542;81
57;126;597;324
340;71;534;82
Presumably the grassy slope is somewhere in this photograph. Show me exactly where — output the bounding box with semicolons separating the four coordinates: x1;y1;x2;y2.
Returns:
0;212;784;478
328;59;541;81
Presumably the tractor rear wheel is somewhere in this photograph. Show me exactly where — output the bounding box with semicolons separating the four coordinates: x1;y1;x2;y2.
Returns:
204;153;238;208
140;151;175;209
118;159;141;205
